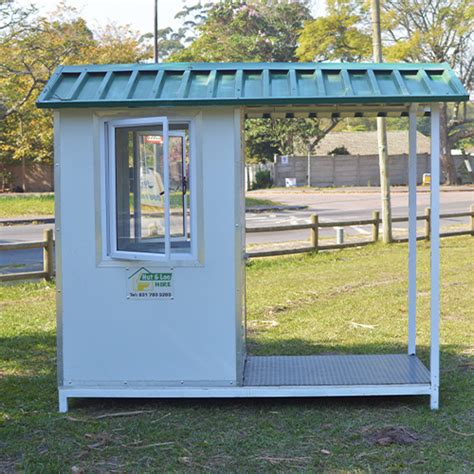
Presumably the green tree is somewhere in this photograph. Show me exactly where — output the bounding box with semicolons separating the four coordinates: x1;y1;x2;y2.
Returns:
141;27;187;61
0;2;95;166
297;0;371;62
0;0;151;175
174;2;213;45
170;0;336;163
245;119;279;163
245;117;339;163
381;0;474;184
297;0;473;184
171;0;311;62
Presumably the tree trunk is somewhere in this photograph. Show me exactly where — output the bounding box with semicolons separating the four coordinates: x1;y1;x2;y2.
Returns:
19;117;26;192
439;103;457;184
307;148;311;187
21;155;26;192
377;117;392;242
371;0;392;243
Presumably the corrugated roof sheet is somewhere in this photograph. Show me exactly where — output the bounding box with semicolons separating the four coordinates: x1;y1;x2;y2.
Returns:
37;62;468;109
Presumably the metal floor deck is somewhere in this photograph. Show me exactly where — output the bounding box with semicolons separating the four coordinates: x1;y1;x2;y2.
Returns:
58;354;433;412
243;354;430;386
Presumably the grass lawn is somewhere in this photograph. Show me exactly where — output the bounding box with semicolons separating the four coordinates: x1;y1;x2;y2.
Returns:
0;194;281;218
0;194;54;218
1;237;473;471
245;196;282;208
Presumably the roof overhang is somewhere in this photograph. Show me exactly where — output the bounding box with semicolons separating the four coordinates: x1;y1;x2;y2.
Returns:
244;103;434;119
37;62;469;111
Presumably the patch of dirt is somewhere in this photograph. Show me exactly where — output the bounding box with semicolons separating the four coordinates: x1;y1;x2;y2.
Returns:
444;282;468;288
363;426;419;446
261;278;403;318
248;320;278;329
416;290;431;297
72;457;125;473
328;278;404;297
443;314;463;321
247;320;279;335
254;455;310;466
83;431;121;451
267;304;290;315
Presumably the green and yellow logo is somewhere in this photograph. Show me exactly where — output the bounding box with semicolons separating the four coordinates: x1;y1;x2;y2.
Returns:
128;267;172;293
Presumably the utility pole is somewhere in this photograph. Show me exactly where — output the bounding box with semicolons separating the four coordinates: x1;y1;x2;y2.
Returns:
371;0;392;243
154;0;159;62
307;147;311;187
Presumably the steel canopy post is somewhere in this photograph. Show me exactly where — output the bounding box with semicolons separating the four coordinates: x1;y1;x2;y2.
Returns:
408;105;418;355
163;119;170;259
430;104;441;410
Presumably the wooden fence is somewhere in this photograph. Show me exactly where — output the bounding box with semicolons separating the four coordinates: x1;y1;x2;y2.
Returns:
246;206;474;258
0;229;54;282
0;207;473;280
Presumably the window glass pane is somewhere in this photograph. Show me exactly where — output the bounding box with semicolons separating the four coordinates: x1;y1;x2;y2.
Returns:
137;130;166;244
169;125;191;253
114;122;191;256
115;125;165;254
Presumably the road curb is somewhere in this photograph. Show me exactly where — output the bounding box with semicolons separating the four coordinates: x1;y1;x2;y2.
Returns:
246;205;308;213
250;186;474;196
0;216;55;226
1;208;311;224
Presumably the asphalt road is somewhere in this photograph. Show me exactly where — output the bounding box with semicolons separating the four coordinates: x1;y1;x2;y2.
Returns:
246;189;473;244
1;189;472;274
0;223;53;275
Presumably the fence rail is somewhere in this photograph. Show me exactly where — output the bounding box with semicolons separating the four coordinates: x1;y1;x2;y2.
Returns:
0;229;54;282
1;208;473;280
246;206;474;258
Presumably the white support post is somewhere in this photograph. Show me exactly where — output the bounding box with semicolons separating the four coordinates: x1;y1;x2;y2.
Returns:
408;105;418;355
430;104;441;410
163;119;171;259
58;392;68;413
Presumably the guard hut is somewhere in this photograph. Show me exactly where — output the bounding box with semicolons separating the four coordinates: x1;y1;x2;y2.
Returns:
37;62;468;412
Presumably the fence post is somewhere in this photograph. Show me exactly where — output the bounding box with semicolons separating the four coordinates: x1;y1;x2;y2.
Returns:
372;211;380;242
43;229;54;281
311;215;319;252
471;204;474;237
425;207;431;241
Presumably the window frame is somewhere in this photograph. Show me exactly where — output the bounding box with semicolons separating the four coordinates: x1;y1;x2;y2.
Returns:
168;130;189;243
105;116;197;263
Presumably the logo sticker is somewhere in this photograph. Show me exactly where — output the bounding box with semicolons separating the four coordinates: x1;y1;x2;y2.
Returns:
127;267;173;299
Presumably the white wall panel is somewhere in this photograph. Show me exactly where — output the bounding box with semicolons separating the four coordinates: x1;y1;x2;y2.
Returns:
58;107;243;387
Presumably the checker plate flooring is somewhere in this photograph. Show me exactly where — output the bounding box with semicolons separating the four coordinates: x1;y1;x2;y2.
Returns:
243;354;430;387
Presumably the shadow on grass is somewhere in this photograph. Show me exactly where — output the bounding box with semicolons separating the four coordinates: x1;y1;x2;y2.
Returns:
0;332;56;373
71;392;431;416
246;337;472;367
1;332;471;414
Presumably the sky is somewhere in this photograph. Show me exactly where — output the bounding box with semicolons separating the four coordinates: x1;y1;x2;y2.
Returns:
17;0;323;36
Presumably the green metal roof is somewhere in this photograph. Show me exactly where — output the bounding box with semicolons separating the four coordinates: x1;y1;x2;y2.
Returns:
37;62;468;109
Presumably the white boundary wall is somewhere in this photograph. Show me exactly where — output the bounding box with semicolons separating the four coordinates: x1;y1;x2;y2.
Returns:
271;154;473;187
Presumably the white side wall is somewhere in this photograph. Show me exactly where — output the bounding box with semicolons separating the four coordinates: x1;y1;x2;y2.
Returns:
55;107;245;388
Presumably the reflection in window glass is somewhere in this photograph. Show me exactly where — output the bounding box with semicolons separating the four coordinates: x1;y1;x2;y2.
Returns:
114;122;191;256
